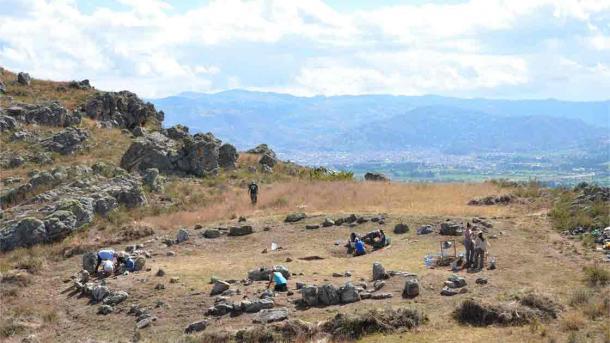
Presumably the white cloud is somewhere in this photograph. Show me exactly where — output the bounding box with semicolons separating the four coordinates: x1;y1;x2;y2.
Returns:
0;0;608;99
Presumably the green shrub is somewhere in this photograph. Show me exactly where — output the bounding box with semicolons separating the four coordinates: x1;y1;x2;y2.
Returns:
569;288;592;307
583;264;610;287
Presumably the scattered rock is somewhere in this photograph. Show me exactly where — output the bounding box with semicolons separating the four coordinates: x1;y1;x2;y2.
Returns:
97;305;113;315
373;280;386;291
372;262;389;281
394;223;409;234
203;229;221;239
305;224;320;230
285;212;306;223
210;280;230;296
103;291;128;305
68;79;92;89
338;283;360;304
156;269;165;277
184;320;208;334
416;225;434;235
176;228;190;243
476;278;488;285
40;127;89;155
228;226;253;236
322;218;335;227
253;308;288;324
371;293;393;300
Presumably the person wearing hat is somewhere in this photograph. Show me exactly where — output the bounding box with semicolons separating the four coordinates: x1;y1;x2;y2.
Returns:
473;231;490;270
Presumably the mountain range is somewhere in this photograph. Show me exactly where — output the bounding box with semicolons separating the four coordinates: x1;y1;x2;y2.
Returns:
151;90;609;156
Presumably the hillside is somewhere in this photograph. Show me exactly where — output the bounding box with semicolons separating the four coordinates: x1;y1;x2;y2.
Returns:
0;70;609;343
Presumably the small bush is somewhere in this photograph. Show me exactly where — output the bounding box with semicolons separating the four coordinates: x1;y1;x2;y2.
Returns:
569;288;593;307
14;255;44;274
583;264;610;287
0;319;25;338
519;293;562;319
322;307;427;340
560;312;586;331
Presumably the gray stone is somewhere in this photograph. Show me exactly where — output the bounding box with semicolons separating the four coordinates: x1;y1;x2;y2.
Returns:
97;305;113;315
103;291;128;305
142;168;163;192
136;317;154;329
83;91;163;133
301;285;318;306
164;124;189;140
394;223;409;234
4;102;80;127
372;262;388;281
253;308;288;324
373;280;386;291
228;226;253;236
440;222;463;236
244;298;274;313
284;212;306;223
247;144;276;158
476;277;488;285
41;127;89;155
68;79;92;89
339;283;360;303
17;72;31;86
210;280;230;296
371;293;393;299
322;218;335;227
94;196;118;216
185;319;208;334
176;228;190;243
82;252;98;274
259;153;277;168
440;287;459;296
416;225;434;235
218;143;238;169
92;285;110;302
305;224;320;230
0;217;46;252
317;284;340;306
203;229;220;239
364;172;389;181
403;278;420;298
0;115;18;132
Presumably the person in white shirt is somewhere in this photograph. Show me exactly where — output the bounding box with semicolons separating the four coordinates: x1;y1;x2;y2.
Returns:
473;232;489;270
101;259;114;276
95;249;117;274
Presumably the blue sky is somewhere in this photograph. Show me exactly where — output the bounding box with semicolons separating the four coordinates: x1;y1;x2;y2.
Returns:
1;0;609;100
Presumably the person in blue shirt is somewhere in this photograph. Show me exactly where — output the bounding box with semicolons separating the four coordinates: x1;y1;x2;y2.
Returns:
354;238;367;256
95;249;117;274
267;268;288;292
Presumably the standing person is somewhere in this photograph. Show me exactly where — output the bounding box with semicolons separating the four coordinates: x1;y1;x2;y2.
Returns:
473;231;489;270
464;223;475;269
94;249;117;274
267;268;288;292
248;181;258;205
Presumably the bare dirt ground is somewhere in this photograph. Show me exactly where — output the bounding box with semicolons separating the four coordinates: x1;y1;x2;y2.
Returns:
1;182;608;343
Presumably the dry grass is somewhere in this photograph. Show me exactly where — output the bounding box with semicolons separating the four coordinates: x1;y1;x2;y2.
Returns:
142;181;509;229
1;68;95;110
560;312;587;332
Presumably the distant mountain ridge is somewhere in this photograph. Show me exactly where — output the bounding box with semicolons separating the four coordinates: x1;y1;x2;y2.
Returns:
151;90;609;154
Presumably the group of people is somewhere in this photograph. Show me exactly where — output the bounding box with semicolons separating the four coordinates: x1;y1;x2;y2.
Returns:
345;229;389;256
463;223;490;270
94;249;137;277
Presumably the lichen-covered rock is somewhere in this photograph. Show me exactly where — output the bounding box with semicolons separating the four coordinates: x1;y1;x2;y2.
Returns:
372;262;388;281
318;284;340;306
82;252;98;274
4;102;81;127
0;115;18;132
94;196;118;216
142;168;163;192
247;144;276;158
218;143;238;169
0;218;46;251
259;153;277;168
41;127;89;155
17;72;31;86
82;91;163;132
163;124;189;139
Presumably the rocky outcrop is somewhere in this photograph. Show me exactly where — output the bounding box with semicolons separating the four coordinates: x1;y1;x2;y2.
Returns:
0;78;6;93
2;102;81;127
163;124;189;140
82;91;163;132
218;143;238;169
17;72;31;86
68;79;92;90
364;172;389;181
0;115;18;132
259;154;277;168
440;221;463;236
121;132;227;177
0;165;146;251
468;194;513;206
41;127;89;155
247;144;276;158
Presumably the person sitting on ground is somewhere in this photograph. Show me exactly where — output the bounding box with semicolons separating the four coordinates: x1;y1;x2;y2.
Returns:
100;259;115;277
353;238;367;256
267;268;288;292
345;232;360;254
473;231;490;270
362;230;381;245
372;229;389;250
94;249;117;274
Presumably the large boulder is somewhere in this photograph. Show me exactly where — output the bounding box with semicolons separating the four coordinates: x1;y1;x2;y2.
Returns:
142;168;163;192
82;252;98;274
17;72;31;86
43;210;78;242
82;91;163;132
218;143;238;169
259;154;277;168
4;102;81;127
317;284;340;306
253;308;288;324
41;127;89;155
372;262;388;281
120;132;178;173
163;124;189;140
174;134;220;177
339;283;360;303
0;218;46;251
364;172;389;181
301;285;319;306
403;278;420;298
247;144;276;158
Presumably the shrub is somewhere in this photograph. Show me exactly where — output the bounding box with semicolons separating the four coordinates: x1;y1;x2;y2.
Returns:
584;264;610;287
560;312;586;331
519;293;562;319
569;288;593;307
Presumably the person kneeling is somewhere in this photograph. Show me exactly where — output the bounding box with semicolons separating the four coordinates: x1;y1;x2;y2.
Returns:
353;238;367;257
267;269;288;292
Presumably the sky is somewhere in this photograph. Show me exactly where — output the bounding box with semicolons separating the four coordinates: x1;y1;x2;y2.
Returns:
0;0;609;100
